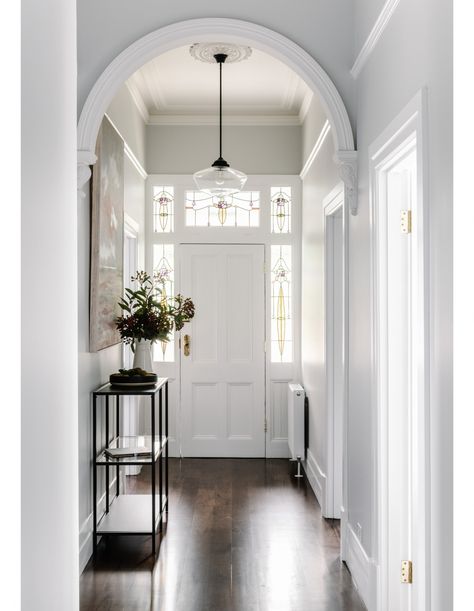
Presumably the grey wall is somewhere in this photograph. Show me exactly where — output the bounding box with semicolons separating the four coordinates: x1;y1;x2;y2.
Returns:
107;83;147;168
78;87;146;570
301;95;328;163
77;0;355;127
146;124;301;175
22;0;79;609
301;126;340;477
352;0;452;607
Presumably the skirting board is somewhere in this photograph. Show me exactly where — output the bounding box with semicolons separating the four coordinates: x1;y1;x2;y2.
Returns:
79;476;117;574
303;449;327;514
345;523;377;610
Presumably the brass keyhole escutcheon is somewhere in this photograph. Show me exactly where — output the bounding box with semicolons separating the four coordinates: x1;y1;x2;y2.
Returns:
183;334;191;356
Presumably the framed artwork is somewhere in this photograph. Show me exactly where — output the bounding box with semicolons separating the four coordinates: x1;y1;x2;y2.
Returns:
90;116;124;352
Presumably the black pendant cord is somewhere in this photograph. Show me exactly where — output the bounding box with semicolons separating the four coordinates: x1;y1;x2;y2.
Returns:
212;53;229;169
219;59;223;159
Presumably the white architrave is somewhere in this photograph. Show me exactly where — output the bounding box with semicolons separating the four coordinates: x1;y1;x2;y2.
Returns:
323;183;348;529
369;89;430;611
76;18;356;194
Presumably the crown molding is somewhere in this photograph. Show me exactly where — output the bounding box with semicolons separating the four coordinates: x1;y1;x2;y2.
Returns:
125;80;150;124
351;0;401;79
299;90;313;124
300;120;331;179
104;113;148;179
147;114;302;126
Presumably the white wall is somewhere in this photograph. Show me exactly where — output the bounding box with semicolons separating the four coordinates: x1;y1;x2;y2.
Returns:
22;0;79;609
77;0;355;127
352;0;452;608
146;124;301;175
78;86;146;571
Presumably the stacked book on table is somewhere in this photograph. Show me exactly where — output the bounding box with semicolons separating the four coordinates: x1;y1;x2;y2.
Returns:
104;446;152;459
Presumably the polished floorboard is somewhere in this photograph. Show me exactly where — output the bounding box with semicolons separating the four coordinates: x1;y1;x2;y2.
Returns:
80;458;365;611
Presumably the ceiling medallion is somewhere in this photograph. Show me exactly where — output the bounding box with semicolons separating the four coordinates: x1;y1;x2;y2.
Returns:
189;42;252;64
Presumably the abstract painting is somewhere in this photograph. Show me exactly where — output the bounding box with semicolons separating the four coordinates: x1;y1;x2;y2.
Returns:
90;116;124;352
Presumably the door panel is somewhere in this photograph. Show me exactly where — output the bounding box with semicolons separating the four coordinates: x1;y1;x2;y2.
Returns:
180;244;265;457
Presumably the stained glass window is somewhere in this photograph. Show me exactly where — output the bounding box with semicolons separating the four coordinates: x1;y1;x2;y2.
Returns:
152;244;175;362
271;245;292;362
153;186;174;233
185;190;260;227
271;187;292;234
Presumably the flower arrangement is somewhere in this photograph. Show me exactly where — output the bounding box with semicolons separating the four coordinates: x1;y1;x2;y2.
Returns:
115;271;195;348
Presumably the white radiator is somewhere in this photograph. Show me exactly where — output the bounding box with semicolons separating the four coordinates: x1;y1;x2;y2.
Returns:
288;383;305;460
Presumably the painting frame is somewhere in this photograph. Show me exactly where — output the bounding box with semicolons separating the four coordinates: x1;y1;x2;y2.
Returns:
89;116;124;352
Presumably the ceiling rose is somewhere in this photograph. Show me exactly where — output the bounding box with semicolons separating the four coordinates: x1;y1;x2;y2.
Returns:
189;42;252;64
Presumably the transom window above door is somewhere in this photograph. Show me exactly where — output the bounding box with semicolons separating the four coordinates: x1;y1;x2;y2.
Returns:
185;190;260;228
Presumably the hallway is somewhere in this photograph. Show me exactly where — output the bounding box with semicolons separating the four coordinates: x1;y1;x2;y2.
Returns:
80;459;365;611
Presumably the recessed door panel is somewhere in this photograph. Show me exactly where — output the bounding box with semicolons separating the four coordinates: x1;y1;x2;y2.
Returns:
226;254;253;363
191;383;220;439
227;383;253;439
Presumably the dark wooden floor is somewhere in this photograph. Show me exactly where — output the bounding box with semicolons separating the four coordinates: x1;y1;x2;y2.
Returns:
81;458;366;611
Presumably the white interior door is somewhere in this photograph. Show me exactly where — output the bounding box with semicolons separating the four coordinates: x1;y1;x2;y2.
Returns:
180;243;265;457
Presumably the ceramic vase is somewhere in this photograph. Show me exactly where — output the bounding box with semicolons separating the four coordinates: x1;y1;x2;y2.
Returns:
133;338;153;372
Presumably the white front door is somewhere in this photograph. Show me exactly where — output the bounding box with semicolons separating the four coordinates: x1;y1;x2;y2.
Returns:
180;243;265;457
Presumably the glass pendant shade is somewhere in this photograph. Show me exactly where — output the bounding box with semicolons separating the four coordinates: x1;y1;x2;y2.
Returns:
193;51;247;196
193;163;247;197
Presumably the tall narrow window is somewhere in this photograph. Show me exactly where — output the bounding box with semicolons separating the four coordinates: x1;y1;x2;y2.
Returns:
153;186;174;233
271;245;292;362
185;190;260;227
271;187;292;233
153;244;175;362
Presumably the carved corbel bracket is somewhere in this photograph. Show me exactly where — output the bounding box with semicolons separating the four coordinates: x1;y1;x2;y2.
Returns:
77;150;97;198
334;150;358;215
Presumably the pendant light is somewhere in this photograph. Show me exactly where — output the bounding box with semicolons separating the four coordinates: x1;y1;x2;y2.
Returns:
193;52;247;196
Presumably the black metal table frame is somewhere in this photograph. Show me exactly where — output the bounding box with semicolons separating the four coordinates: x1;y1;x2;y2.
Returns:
92;379;169;555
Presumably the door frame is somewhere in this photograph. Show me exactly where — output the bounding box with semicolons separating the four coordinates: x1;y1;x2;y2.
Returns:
145;174;302;459
369;89;430;611
323;183;349;532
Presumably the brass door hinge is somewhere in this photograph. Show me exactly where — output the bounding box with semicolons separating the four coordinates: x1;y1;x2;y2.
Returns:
400;210;412;234
401;560;413;584
264;418;268;433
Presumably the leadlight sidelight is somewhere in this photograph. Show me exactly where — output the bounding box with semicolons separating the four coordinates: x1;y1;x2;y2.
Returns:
271;245;292;362
271;187;292;234
185;190;260;227
153;244;175;362
153;186;174;233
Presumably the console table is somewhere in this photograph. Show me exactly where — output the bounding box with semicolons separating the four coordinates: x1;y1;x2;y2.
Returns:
92;378;169;555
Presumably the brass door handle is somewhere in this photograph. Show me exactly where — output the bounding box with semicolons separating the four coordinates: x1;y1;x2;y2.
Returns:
183;334;191;356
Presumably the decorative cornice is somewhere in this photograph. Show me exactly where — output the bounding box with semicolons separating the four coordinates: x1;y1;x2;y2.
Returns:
299;90;313;124
147;114;301;126
300;120;331;179
334;150;358;215
125;80;150;124
104;113;148;179
351;0;401;79
77;150;97;197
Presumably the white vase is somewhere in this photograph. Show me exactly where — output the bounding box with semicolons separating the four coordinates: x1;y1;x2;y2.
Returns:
133;339;153;372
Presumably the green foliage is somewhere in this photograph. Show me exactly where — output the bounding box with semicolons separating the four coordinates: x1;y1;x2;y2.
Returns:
115;271;195;346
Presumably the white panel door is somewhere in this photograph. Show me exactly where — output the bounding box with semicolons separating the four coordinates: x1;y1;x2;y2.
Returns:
180;244;265;457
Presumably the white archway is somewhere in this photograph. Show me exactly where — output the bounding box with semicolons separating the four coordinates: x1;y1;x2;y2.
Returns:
77;18;358;212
